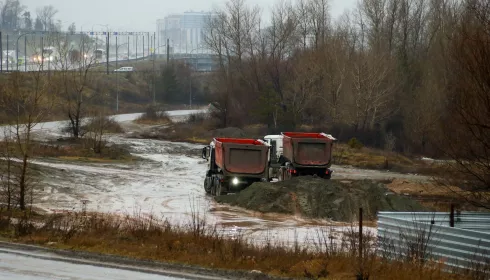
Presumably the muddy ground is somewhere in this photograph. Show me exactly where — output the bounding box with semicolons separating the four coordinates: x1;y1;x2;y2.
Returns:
215;177;428;222
12;111;461;248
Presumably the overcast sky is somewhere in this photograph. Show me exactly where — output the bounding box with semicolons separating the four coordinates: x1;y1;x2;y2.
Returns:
20;0;357;32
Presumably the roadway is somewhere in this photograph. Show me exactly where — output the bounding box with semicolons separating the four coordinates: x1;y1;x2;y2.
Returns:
1;53;217;73
0;243;231;280
0;249;183;280
0;55;151;72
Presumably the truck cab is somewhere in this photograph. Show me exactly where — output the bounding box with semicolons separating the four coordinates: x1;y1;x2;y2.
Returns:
202;140;217;175
264;135;284;180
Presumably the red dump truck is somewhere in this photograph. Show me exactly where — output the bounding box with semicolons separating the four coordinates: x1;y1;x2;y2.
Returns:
201;138;270;196
264;132;337;181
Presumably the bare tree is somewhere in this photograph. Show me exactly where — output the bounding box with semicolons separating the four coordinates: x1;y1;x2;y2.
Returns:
284;50;321;126
0;0;24;30
352;52;397;131
36;5;57;32
295;0;311;50
204;0;262;127
52;33;96;139
314;19;355;125
308;0;330;49
0;128;16;212
438;0;490;209
0;70;55;211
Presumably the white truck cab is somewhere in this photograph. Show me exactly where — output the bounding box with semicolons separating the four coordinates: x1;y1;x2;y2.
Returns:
264;135;284;181
264;135;284;162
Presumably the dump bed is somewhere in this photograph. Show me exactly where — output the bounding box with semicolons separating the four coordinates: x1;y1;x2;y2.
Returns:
281;132;336;167
214;138;269;176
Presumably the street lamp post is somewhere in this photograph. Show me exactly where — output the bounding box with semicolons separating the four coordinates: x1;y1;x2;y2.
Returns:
16;32;34;71
115;41;128;112
151;41;172;105
188;47;200;109
116;35;119;112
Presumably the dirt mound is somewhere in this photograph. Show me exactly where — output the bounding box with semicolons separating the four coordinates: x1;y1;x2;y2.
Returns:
215;177;428;222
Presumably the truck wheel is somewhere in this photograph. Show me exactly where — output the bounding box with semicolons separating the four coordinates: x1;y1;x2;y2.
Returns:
210;178;218;196
204;177;212;194
216;180;223;196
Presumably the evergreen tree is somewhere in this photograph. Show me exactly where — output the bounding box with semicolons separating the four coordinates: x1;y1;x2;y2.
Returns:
23;11;32;30
68;22;76;34
34;17;43;31
159;65;181;103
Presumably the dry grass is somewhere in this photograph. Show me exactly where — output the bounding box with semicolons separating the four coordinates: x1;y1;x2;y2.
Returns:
332;144;444;176
386;179;490;211
9;140;135;162
142;113;216;144
387;179;465;197
0;209;473;280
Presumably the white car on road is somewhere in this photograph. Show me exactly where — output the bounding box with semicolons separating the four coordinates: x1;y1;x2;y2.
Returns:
114;66;134;72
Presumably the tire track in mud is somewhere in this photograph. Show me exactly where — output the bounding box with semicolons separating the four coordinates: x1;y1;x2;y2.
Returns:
31;136;211;222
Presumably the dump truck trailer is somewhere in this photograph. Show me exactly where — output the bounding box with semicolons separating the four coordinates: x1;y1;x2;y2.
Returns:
264;132;337;181
202;138;270;196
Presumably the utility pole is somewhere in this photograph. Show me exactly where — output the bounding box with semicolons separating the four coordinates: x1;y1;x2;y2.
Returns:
116;71;119;112
40;36;44;71
24;36;27;72
152;32;156;105
106;33;109;75
189;71;192;109
6;34;9;71
136;35;138;59
127;35;130;62
166;38;169;63
0;31;3;72
116;35;119;112
115;36;118;70
95;36;98;63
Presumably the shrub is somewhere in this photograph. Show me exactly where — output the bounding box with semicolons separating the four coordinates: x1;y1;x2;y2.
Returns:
348;137;364;150
186;113;206;124
82;116;124;134
137;105;171;123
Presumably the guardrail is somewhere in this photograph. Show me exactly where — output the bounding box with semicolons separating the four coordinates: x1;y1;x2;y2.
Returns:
377;211;490;272
0;54;216;73
0;55;152;73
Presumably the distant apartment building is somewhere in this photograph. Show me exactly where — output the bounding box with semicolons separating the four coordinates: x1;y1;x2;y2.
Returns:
156;11;214;54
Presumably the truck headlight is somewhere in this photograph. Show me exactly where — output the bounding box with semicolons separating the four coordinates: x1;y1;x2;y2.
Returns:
232;177;239;185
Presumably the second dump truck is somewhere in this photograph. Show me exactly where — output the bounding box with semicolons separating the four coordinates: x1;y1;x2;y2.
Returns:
201;138;269;196
264;132;337;181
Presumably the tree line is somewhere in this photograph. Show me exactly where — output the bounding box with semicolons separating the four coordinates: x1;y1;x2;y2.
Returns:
204;0;489;207
203;0;487;155
1;0;61;32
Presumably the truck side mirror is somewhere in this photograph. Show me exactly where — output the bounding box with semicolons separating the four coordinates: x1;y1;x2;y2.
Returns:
202;146;210;160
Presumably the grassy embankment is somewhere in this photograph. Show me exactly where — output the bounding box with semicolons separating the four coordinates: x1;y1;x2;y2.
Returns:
0;209;474;280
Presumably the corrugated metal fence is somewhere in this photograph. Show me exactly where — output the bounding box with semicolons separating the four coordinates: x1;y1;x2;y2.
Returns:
377;212;490;272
